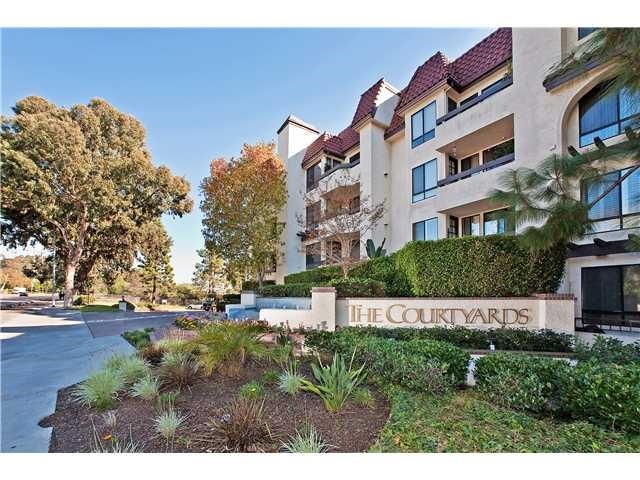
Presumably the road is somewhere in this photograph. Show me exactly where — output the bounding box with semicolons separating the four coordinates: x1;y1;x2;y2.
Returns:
0;303;191;452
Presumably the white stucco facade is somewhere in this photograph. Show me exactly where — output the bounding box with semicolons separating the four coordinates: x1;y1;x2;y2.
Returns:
274;28;640;326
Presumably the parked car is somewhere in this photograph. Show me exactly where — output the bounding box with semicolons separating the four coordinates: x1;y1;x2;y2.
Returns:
12;287;27;295
186;303;203;310
202;300;214;311
186;300;214;311
18;291;28;297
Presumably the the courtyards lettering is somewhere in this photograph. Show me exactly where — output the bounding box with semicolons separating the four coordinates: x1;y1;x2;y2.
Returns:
348;304;531;326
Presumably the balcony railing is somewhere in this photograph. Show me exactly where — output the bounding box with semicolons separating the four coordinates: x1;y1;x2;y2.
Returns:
437;152;515;187
436;76;513;125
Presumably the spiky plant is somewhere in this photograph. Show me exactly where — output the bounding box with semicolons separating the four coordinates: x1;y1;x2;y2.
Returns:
154;408;186;451
158;351;200;390
352;387;375;408
208;398;273;452
104;354;150;386
281;422;331;453
101;411;117;429
238;380;264;401
90;420;140;453
130;375;160;401
277;361;305;395
300;351;366;413
73;369;125;410
189;322;267;377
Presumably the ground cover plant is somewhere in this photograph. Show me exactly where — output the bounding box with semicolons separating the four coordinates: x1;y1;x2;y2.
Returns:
122;328;154;349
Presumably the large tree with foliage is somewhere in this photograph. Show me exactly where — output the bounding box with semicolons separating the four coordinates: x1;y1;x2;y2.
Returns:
1;96;192;307
137;221;175;304
192;248;229;297
200;142;287;287
491;28;640;250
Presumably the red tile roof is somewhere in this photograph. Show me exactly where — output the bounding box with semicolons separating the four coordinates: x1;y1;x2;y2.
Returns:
351;78;386;126
300;28;512;161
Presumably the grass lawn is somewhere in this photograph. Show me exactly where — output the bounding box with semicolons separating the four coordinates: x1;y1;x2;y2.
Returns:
371;387;640;453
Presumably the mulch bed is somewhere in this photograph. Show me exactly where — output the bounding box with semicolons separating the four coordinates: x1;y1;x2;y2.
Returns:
41;362;390;453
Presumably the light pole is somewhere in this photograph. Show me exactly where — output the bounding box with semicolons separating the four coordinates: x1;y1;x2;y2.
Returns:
51;247;56;307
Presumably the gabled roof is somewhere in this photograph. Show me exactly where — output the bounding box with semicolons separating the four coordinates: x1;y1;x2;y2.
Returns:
298;28;513;161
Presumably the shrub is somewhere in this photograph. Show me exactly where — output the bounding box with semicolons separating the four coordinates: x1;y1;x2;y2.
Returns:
73;369;125;410
281;423;330;453
238;380;265;401
222;293;241;304
242;280;275;290
158;351;200;390
154;408;186;450
189;322;267;377
121;328;153;349
574;336;640;365
73;294;95;306
140;343;166;366
352;387;375;408
130;375;160;401
111;300;136;311
284;265;342;284
104;354;150;386
474;352;572;413
562;361;640;432
175;316;200;330
262;369;280;385
157;390;180;412
348;255;413;297
360;337;466;391
301;352;366;413
329;278;386;297
277;361;305;395
395;236;566;297
209;399;273;452
305;326;574;354
257;283;314;297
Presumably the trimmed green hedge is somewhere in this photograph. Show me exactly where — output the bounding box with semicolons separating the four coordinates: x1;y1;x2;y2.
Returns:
348;255;413;297
304;326;574;353
395;236;566;297
257;283;314;297
241;280;275;290
329;278;385;297
284;265;342;284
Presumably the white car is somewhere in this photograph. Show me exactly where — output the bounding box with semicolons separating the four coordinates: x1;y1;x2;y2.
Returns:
186;303;203;310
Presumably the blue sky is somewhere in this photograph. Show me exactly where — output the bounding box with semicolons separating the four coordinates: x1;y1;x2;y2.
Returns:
1;28;492;283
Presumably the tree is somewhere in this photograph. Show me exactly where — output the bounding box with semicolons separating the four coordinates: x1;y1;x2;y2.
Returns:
491;29;640;250
298;172;385;276
0;255;33;290
1;96;192;307
200;142;287;287
137;221;175;304
192;248;229;297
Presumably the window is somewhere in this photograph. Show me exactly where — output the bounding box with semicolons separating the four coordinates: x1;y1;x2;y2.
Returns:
412;159;438;202
483;208;514;235
579;83;640;147
349;152;360;164
583;167;640;232
447;215;459;238
413;217;438;241
306;202;321;230
481;78;507;96
350;239;360;259
461;215;480;236
448;156;458;176
460;153;479;172
306;162;322;191
582;264;640;327
305;243;321;269
348;196;360;214
447;97;458;113
411;101;436;148
327;240;342;262
578;28;598;40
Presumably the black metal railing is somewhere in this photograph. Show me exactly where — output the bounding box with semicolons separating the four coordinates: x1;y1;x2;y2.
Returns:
436;76;513;125
437;152;514;187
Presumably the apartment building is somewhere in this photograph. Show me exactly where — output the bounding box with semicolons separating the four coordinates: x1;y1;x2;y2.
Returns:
275;28;640;328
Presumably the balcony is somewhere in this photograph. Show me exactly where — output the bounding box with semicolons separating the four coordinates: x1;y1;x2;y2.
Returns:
436;114;514;187
437;76;513;125
306;156;360;193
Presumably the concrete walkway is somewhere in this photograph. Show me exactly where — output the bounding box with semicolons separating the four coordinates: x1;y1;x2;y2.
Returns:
0;308;134;452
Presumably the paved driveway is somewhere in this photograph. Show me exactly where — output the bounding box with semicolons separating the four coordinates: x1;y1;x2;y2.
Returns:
0;308;134;452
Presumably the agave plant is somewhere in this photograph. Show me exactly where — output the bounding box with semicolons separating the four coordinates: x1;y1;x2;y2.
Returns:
365;238;387;258
300;351;366;413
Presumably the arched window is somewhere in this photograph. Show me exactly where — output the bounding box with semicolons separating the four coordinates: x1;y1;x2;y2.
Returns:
578;83;640;147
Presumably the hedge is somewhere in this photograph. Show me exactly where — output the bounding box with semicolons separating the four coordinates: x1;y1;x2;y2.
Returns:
304;326;574;353
395;236;566;297
329;278;385;297
241;280;275;291
347;255;413;297
474;353;571;413
284;265;342;284
257;283;314;297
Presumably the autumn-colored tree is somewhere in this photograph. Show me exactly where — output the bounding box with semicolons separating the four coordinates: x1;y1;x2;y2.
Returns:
200;142;287;287
298;172;385;276
192;248;230;297
1;96;192;307
137;221;175;304
0;255;33;290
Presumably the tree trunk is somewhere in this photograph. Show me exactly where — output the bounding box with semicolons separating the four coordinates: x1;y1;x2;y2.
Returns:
63;262;76;308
